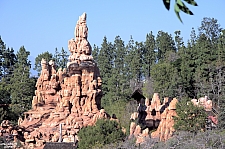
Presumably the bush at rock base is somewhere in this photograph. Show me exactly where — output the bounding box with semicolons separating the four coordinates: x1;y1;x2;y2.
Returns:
174;98;206;133
78;119;125;149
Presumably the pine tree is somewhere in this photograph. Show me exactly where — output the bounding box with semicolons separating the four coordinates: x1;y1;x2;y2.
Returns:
0;77;11;122
174;30;185;51
0;37;16;80
0;37;16;122
198;17;222;43
10;46;36;120
156;31;176;62
143;31;156;78
92;44;99;63
194;29;217;98
178;41;197;98
125;36;138;91
57;47;69;69
174;98;206;133
211;29;225;128
98;37;114;93
129;41;143;83
0;36;5;80
214;29;225;107
150;61;178;97
111;36;130;101
151;31;178;97
173;30;184;98
97;37;114;106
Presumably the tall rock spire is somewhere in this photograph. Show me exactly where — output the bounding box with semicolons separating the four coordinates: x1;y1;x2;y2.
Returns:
14;13;111;148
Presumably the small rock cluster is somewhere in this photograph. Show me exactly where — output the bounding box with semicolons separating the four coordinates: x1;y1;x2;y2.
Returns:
129;93;178;144
0;120;22;148
129;93;218;144
191;96;213;111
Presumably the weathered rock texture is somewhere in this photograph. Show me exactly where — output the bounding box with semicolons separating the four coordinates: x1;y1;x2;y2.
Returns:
0;120;23;148
15;12;109;148
129;93;178;144
191;96;218;126
191;96;213;111
130;93;218;144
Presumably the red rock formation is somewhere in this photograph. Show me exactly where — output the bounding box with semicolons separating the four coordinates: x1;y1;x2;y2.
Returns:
130;94;218;144
129;93;178;144
190;96;213;111
15;12;111;148
150;98;178;142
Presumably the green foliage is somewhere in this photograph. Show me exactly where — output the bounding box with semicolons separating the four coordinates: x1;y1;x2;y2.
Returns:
127;41;143;83
163;0;198;23
151;61;179;97
218;99;225;129
0;37;17;122
143;32;156;78
174;98;206;133
34;48;69;76
10;46;36;120
54;47;69;70
150;130;225;148
0;78;11;105
0;37;16;81
156;31;176;61
111;36;131;100
198;17;222;42
99;36;132;109
218;110;225;129
178;41;197;98
100;130;225;148
0;41;37;123
95;18;224;137
78;119;125;149
103;100;137;135
97;37;114;94
0;81;11;121
92;44;99;63
0;16;223;145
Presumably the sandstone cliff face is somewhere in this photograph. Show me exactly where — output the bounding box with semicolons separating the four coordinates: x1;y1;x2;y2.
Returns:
16;12;109;148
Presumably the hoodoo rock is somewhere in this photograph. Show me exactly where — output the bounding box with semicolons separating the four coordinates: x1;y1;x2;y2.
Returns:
130;92;178;144
15;12;110;148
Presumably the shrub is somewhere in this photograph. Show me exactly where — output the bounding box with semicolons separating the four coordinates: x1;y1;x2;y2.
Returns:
218;100;225;129
103;99;137;136
174;98;206;133
78;119;125;149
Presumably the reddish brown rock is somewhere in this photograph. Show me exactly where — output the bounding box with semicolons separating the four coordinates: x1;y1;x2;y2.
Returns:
129;93;179;144
12;12;114;149
205;100;212;111
129;122;136;138
133;125;142;137
191;96;213;111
